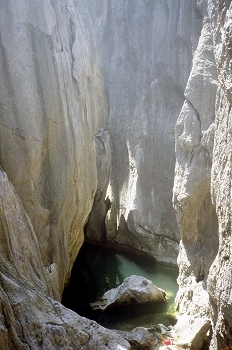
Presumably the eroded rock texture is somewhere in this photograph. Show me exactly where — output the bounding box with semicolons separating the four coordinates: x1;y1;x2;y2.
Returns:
0;0;111;298
85;0;203;264
173;0;232;348
0;169;130;349
0;0;128;348
0;0;191;347
1;0;232;348
90;275;166;311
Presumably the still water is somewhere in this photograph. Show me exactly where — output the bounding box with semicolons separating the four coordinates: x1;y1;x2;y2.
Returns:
62;243;179;331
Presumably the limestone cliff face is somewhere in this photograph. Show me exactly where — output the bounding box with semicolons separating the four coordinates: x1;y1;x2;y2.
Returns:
0;0;110;298
0;1;130;348
0;0;197;346
0;168;130;349
173;0;232;347
1;0;232;348
86;0;203;264
0;1;197;306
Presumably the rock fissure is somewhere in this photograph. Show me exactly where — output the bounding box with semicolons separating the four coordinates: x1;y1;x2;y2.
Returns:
137;224;179;244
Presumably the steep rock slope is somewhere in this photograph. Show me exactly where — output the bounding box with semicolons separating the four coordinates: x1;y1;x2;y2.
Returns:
86;0;203;264
173;0;232;347
0;169;130;349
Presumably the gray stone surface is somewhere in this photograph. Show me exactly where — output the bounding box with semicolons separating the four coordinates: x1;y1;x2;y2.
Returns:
90;275;166;311
0;168;130;349
174;315;211;350
93;0;203;264
0;0;198;306
1;0;232;348
173;0;232;348
0;0;109;298
173;11;219;322
116;327;159;350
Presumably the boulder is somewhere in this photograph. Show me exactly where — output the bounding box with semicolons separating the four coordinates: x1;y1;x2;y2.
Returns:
116;327;159;350
90;275;166;311
174;315;211;350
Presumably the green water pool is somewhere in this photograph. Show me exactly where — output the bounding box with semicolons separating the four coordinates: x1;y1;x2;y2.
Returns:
62;243;179;331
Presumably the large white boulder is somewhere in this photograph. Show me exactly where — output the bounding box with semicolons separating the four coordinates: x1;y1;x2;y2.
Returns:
90;275;166;311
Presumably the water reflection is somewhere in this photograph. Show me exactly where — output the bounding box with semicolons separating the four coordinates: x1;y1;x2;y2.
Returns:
62;243;178;331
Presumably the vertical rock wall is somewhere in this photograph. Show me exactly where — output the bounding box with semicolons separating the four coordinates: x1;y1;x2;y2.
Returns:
1;0;232;347
86;0;203;264
0;0;109;297
0;0;130;348
0;168;130;349
173;0;232;347
207;1;232;347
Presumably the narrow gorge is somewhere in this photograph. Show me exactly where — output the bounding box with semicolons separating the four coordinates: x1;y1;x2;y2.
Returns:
0;0;232;349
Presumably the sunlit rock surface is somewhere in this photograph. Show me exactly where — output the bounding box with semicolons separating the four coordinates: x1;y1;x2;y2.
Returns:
174;315;211;350
0;0;110;298
85;0;203;264
173;0;232;347
90;275;166;311
1;0;232;348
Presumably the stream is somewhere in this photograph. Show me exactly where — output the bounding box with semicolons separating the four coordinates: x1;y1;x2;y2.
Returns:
62;243;179;331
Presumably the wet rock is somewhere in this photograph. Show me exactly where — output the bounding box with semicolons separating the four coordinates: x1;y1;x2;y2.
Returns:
90;275;166;311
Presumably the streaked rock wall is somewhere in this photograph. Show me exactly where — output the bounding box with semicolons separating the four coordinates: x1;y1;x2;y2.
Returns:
0;0;109;297
86;0;203;264
173;0;232;347
2;0;232;347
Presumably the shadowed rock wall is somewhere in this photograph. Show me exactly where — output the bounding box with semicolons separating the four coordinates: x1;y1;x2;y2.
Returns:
0;168;130;349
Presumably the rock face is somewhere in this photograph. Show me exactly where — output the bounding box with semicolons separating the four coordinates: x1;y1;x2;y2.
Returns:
85;0;204;264
0;0;110;298
90;275;166;311
1;0;232;348
173;0;219;323
0;0;184;346
0;168;130;349
173;0;232;348
174;315;211;350
0;0;201;307
116;327;162;350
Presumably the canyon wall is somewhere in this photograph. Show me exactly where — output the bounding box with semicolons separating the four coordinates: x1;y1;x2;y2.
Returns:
0;0;130;348
0;168;130;349
1;0;232;348
0;0;110;298
85;0;203;264
0;0;191;347
173;0;232;348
